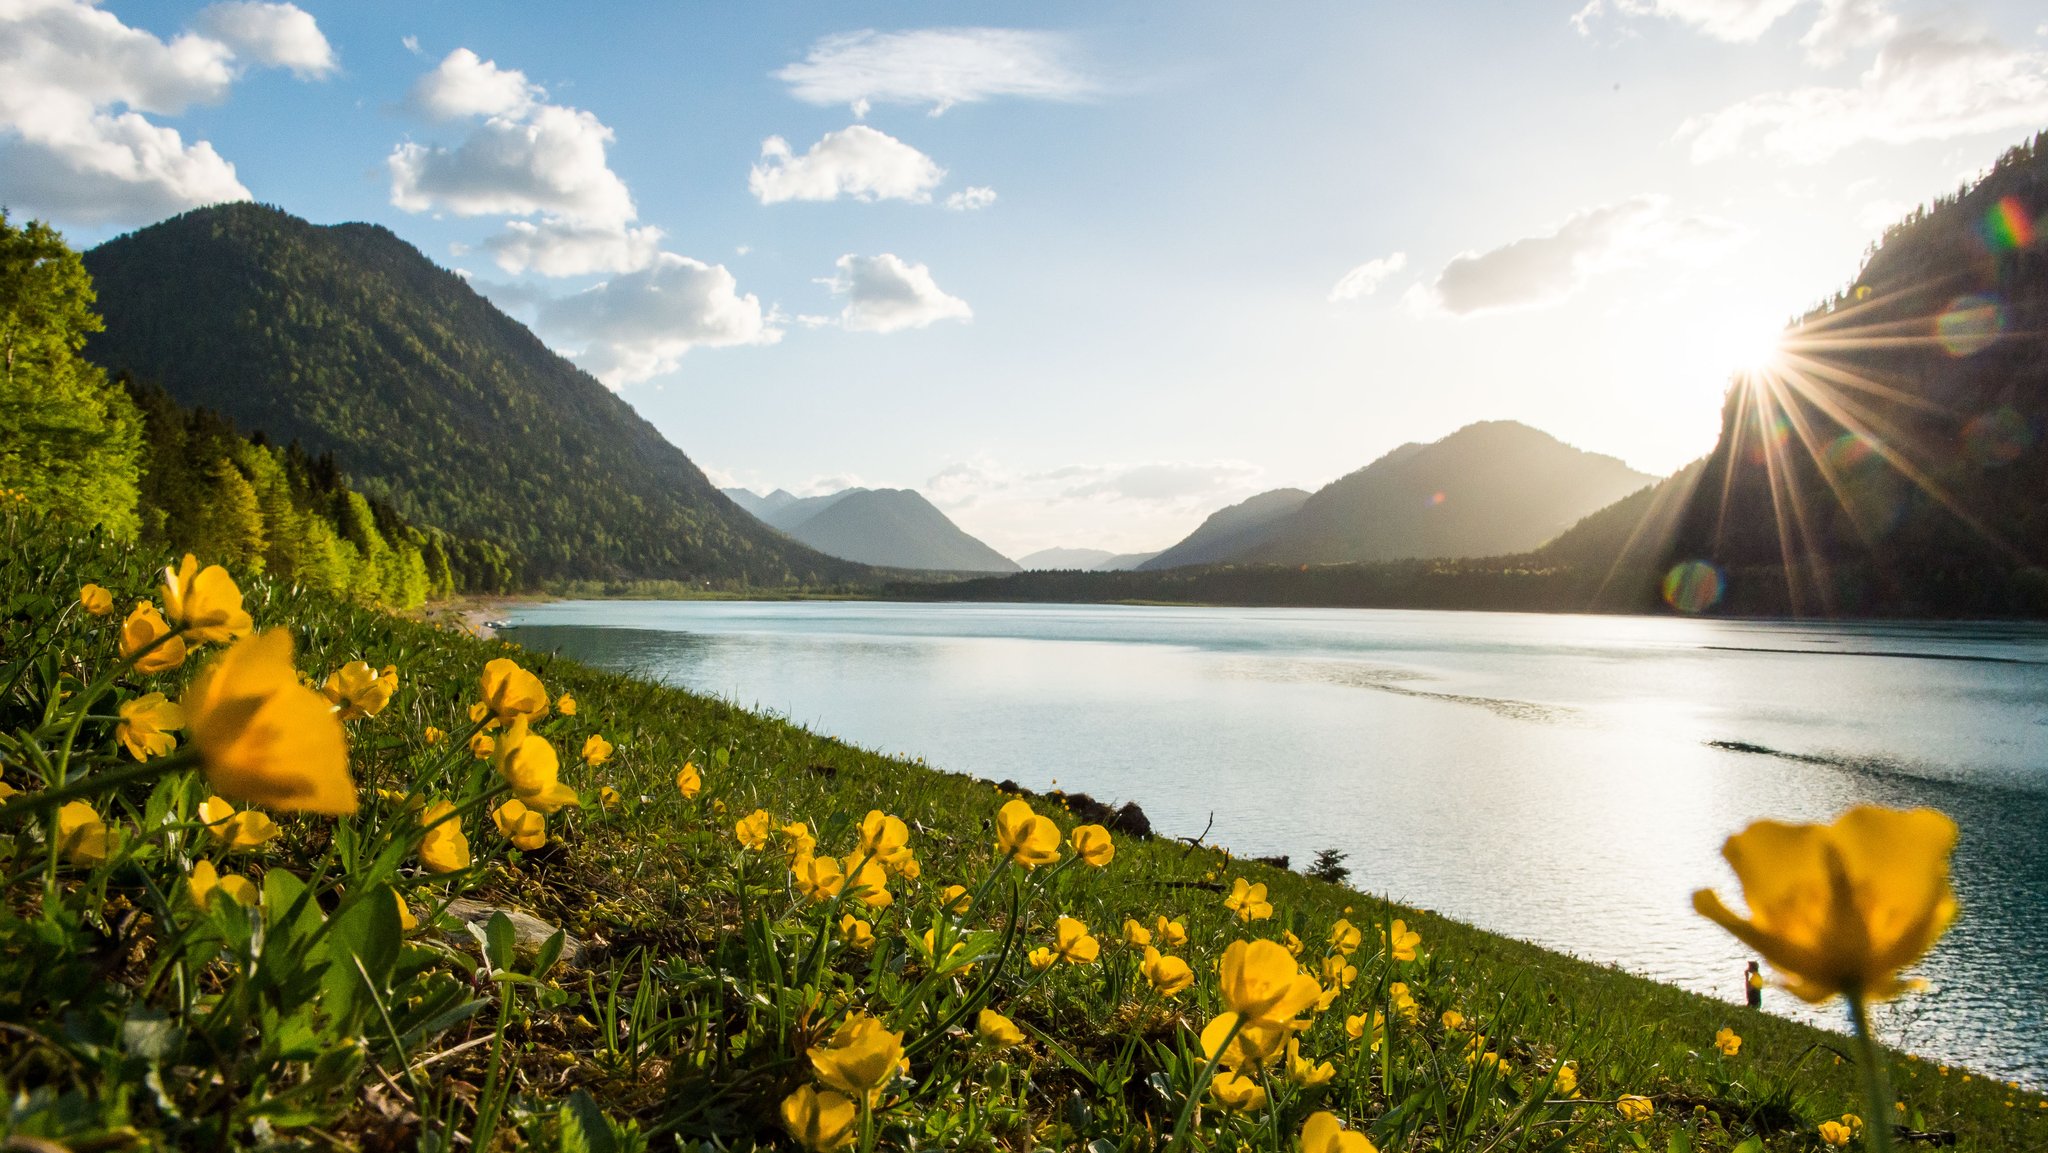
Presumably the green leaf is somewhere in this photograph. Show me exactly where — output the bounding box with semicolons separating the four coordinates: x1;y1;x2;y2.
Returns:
560;1090;620;1153
531;928;565;979
317;883;403;1035
485;911;516;973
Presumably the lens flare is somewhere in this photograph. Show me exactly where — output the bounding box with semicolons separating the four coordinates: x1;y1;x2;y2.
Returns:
1981;196;2037;252
1427;491;1447;507
1823;431;1880;473
1961;407;2035;467
1661;561;1724;614
1935;294;2005;357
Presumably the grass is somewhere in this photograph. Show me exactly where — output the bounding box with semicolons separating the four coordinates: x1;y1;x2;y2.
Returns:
2;509;2042;1152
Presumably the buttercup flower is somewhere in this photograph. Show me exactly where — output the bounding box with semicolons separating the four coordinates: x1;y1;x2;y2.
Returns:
1818;1120;1851;1147
994;799;1060;867
1053;916;1100;965
1224;878;1273;922
1388;982;1419;1023
424;726;445;746
842;852;893;907
735;809;773;850
1154;916;1188;948
1286;1038;1336;1086
493;798;546;851
556;692;577;716
477;658;550;724
1209;1070;1268;1113
1028;947;1057;972
79;583;113;616
187;858;258;908
116;692;184;761
1071;823;1114;866
57;801;111;867
419;800;471;873
1219;938;1322;1024
941;884;972;914
1143;946;1194;996
1329;918;1362;955
780;1085;857;1153
581;733;613;766
977;1009;1025;1048
469;732;494;760
1714;1027;1742;1057
858;810;912;865
1693;806;1959;1002
808;1013;905;1105
395;890;418;931
794;853;845;901
779;821;817;859
837;914;875;949
598;785;621;807
121;602;186;673
184;631;355;814
322;661;397;721
493;719;578;813
1122;918;1152;946
1388;919;1421;961
1301;1111;1379;1153
1616;1096;1655;1123
1441;1010;1466;1031
1345;1011;1385;1052
160;554;253;644
676;762;702;798
1554;1061;1579;1097
198;795;279;849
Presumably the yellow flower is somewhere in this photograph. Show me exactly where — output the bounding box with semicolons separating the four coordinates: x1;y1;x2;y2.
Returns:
1121;918;1152;946
1694;806;1959;1003
1286;1038;1336;1086
1440;1010;1466;1031
941;884;972;914
1028;946;1057;972
1301;1111;1379;1153
1329;918;1362;955
469;732;494;760
581;733;613;766
779;820;817;858
842;852;893;908
794;853;845;901
1143;946;1194;996
891;853;921;881
493;718;578;813
1154;916;1188;948
598;785;622;807
56;801;111;867
808;1013;905;1106
321;661;398;721
1616;1096;1654;1123
1387;919;1420;962
920;928;971;973
1218;938;1322;1025
160;554;253;645
1209;1069;1268;1113
675;762;702;798
198;796;279;849
858;809;912;865
116;692;184;761
187;858;257;908
121;601;186;673
1070;824;1114;866
1345;1011;1385;1052
1553;1061;1579;1097
735;809;773;850
1053;916;1101;965
780;1085;857;1153
556;692;577;717
79;583;114;616
1714;1027;1742;1057
419;800;470;873
1817;1120;1851;1147
1224;878;1273;922
424;726;445;746
837;914;875;950
1321;953;1358;989
977;1009;1025;1048
492;798;547;851
1388;982;1418;1023
477;657;550;724
994;799;1060;867
395;890;418;931
184;631;355;814
1282;930;1304;956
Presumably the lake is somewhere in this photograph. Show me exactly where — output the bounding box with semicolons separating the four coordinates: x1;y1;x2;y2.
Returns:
503;601;2048;1087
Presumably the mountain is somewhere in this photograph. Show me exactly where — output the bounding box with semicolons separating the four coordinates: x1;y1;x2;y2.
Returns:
1138;488;1312;570
1018;547;1116;570
1664;131;2048;616
79;204;860;588
1096;551;1162;570
724;486;1018;572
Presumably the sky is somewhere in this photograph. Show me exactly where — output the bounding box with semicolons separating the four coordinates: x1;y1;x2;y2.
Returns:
5;1;2047;558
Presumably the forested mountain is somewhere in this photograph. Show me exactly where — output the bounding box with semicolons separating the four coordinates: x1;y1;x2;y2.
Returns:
724;486;1018;572
1138;488;1311;570
1665;131;2048;615
1018;547;1116;570
83;204;861;588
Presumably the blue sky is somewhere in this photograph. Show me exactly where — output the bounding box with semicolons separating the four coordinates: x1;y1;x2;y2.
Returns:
6;1;2046;556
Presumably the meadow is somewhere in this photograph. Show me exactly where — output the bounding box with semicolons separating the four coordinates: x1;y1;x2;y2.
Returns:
2;505;2041;1152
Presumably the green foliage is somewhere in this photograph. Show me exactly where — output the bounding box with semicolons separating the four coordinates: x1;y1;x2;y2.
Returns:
0;212;142;538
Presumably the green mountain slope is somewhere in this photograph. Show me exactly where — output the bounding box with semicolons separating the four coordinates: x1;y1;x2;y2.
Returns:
727;486;1017;572
81;204;861;588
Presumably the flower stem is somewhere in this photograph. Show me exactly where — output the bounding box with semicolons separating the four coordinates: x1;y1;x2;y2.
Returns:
0;750;195;824
1846;990;1896;1153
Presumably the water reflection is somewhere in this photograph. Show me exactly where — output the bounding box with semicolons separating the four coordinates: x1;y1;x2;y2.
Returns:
506;602;2048;1086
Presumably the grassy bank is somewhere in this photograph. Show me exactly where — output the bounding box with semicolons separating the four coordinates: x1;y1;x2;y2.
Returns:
2;511;2040;1152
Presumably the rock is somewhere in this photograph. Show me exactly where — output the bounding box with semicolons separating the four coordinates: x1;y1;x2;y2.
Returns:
442;899;587;969
1107;801;1153;839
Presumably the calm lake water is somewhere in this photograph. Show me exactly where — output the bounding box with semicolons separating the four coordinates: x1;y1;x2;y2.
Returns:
504;601;2048;1087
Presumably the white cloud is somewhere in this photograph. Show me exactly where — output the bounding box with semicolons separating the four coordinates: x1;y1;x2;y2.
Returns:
945;185;997;211
749;125;945;204
409;46;536;120
0;0;331;224
402;35;421;56
921;455;1271;556
776;28;1093;116
1328;252;1407;302
822;253;972;333
1682;27;2048;162
390;103;633;224
194;1;336;78
1800;0;1896;65
1572;0;1803;42
1051;462;1264;504
536;253;780;386
481;216;663;276
1416;195;1740;315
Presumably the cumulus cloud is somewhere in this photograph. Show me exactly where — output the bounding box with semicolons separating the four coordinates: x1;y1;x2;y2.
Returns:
1682;27;2048;162
481;217;664;277
945;185;997;211
409;46;536;120
749;125;945;204
1799;0;1897;65
776;28;1093;116
0;0;332;224
926;456;1264;516
1573;0;1895;57
1328;253;1407;302
822;253;972;333
535;253;780;386
1416;195;1740;316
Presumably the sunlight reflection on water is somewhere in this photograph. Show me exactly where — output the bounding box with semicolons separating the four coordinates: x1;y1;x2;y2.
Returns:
505;601;2048;1087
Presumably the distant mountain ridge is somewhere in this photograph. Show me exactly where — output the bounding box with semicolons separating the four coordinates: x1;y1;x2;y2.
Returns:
723;486;1018;572
1018;547;1162;571
80;203;857;587
1138;488;1311;569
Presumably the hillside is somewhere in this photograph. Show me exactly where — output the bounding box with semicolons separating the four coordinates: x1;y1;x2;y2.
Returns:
81;204;861;588
1018;546;1116;570
725;485;1018;572
1139;488;1311;569
1665;131;2048;616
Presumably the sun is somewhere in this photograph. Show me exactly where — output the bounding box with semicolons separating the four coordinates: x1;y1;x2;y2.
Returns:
1695;306;1792;380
